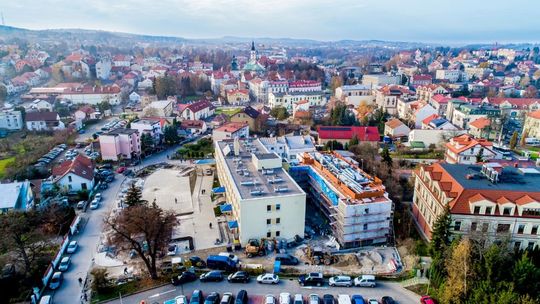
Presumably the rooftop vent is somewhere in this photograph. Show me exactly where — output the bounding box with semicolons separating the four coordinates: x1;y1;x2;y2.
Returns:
274;186;289;193
250;188;265;196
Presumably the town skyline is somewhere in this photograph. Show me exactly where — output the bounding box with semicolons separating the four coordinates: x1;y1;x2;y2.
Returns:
3;0;540;44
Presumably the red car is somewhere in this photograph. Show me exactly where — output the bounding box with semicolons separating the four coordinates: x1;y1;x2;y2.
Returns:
116;166;126;173
420;296;436;304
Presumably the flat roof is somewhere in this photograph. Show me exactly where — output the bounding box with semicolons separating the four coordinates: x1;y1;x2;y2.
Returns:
106;128;138;135
440;163;540;192
217;139;303;200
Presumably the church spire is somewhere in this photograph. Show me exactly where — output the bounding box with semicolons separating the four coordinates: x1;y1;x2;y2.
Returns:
251;40;255;51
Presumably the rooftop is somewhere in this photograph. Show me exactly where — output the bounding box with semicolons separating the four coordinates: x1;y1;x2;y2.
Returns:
216;139;303;200
106;128;139;136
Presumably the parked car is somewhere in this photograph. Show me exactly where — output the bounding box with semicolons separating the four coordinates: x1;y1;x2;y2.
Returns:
199;270;224;282
189;256;206;267
58;256;71;271
420;296;436;304
94;193;102;201
227;271;250;283
172;271;197;285
205;292;221;304
99;183;109;190
90;199;99;210
206;255;237;271
293;294;303;304
218;252;239;263
309;294;319;304
49;272;63;289
298;272;324;287
257;273;279;284
190;290;204;304
381;297;396;304
351;295;365;304
66;241;78;253
354;275;376;287
175;296;188;304
235;290;248;304
275;254;299;265
329;275;352;287
265;295;276;304
221;292;234;304
323;295;335;304
279;293;291;304
77;201;85;209
116;166;127;173
367;299;378;304
337;295;351;304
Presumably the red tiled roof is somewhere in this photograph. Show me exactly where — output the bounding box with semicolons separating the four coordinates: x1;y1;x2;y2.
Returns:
215;122;248;133
528;109;540;119
486;97;540;108
446;134;493;154
317;126;379;141
181;120;205;129
469;117;491;129
385;118;405;129
184;100;213;113
52;155;95;181
422;114;439;125
25;111;59;122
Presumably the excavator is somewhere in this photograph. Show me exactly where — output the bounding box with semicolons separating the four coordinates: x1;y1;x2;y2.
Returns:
244;238;267;257
306;245;338;265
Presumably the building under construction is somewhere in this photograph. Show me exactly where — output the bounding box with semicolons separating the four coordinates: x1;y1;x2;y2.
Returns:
290;151;393;249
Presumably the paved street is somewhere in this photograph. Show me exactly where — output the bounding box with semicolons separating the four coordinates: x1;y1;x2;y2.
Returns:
106;279;420;304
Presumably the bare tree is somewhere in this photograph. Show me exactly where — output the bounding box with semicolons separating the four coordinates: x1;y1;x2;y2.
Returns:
104;203;176;279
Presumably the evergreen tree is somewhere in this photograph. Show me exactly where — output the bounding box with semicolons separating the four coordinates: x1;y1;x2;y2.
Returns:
141;133;154;156
163;125;180;145
476;147;484;163
430;205;452;255
124;184;146;207
381;146;393;167
349;135;359;147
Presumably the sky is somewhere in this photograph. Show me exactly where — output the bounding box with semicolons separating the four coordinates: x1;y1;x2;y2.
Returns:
3;0;540;44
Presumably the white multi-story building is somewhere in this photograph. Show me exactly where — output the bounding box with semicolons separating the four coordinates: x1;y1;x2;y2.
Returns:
435;69;463;83
130;119;163;144
291;152;393;248
95;59;112;80
413;162;540;251
335;84;375;106
444;134;499;164
212;122;249;142
0;110;23;130
268;91;325;111
259;135;316;164
215;138;306;244
288;80;322;93
362;74;401;87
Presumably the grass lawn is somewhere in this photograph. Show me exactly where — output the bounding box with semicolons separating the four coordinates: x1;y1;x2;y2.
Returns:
91;278;169;303
215;107;242;117
0;156;16;178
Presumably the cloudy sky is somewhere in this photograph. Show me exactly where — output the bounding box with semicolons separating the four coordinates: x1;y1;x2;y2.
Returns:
3;0;540;43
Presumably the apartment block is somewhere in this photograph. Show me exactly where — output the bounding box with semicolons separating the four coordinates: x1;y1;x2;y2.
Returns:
99;128;141;161
290;152;393;249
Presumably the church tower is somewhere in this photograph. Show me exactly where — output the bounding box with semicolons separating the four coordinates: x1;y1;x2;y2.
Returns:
250;40;257;62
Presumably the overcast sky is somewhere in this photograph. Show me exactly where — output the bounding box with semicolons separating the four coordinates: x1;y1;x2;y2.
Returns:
3;0;540;44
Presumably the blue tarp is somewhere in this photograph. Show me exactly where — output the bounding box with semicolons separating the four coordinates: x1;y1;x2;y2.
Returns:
220;204;232;212
227;220;238;229
212;186;225;194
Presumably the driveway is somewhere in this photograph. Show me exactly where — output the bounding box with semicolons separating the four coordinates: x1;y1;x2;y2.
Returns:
104;278;420;304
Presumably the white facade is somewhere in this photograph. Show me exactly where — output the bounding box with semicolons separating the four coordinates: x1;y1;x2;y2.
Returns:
259;136;316;163
57;173;94;193
60;92;120;105
212;123;250;142
268;92;326;111
362;74;401;87
146;100;173;117
0;111;23;130
435;69;463;83
96;59;112;80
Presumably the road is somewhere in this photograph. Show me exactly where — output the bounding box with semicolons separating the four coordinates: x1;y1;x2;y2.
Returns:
50;143;185;303
106;279;420;304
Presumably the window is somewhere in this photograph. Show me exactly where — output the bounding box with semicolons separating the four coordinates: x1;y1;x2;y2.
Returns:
471;222;477;231
267;205;271;212
503;207;512;215
482;223;489;232
474;206;481;214
68;176;72;182
485;207;493;214
364;208;369;214
363;223;368;230
514;242;522;251
454;221;461;231
497;224;510;233
267;231;271;238
517;224;525;234
276;218;281;224
532;225;538;235
81;183;87;190
275;231;280;237
527;242;535;251
523;208;540;216
276;204;281;211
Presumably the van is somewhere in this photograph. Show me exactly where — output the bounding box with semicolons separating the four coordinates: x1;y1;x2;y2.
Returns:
353;274;376;287
206;255;237;271
275;254;299;265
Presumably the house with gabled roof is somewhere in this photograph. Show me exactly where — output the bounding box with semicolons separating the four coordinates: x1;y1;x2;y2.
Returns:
52;155;95;193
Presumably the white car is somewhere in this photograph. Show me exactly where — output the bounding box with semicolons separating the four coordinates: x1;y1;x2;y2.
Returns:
58;256;71;271
309;294;319;304
94;193;102;202
265;295;276;304
329;275;352;287
90;199;99;210
293;294;304;304
279;293;291;304
257;273;279;284
49;271;63;289
354;274;376;287
66;241;78;253
367;299;378;304
218;252;239;263
337;295;351;304
175;295;187;304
